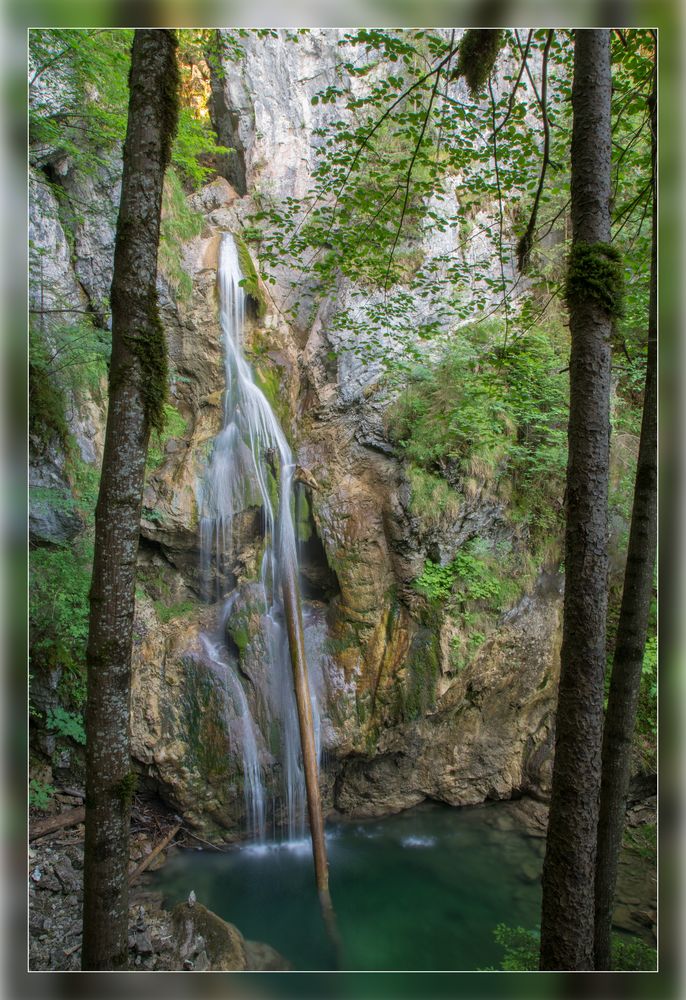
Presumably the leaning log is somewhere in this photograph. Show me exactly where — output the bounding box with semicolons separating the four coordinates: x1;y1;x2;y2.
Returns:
280;559;331;912
128;822;182;883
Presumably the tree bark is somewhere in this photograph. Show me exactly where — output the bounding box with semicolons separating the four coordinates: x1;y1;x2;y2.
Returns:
594;62;657;971
81;29;178;972
281;560;331;906
540;29;613;971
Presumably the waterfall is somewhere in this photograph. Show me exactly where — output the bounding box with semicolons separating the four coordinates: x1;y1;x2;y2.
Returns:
197;232;321;841
199;634;266;841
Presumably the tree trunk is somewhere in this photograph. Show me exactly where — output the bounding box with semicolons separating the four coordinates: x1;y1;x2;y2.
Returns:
594;64;657;971
281;561;331;906
81;29;178;972
540;29;613;971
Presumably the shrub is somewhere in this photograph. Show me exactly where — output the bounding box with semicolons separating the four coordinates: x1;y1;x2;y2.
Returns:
493;924;656;971
387;323;568;547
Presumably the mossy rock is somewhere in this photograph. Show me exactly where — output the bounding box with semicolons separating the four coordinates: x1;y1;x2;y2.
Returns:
253;360;291;436
171;901;247;970
234;233;267;318
179;658;231;781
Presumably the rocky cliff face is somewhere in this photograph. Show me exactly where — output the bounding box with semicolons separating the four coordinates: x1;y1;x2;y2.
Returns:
29;30;563;839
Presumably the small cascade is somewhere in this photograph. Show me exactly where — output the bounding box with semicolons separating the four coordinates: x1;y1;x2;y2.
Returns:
197;233;321;841
199;633;266;841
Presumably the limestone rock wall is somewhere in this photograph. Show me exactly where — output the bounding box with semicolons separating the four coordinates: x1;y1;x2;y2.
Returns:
29;31;563;839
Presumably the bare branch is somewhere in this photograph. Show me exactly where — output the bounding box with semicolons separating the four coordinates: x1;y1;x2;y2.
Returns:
383;62;443;296
516;29;554;273
491;30;533;140
488;76;510;346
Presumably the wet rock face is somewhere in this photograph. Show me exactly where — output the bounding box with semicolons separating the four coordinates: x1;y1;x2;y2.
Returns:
333;575;563;817
29;33;566;837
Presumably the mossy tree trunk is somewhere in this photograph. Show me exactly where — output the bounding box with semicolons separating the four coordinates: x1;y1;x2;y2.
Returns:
540;29;613;971
81;29;178;972
594;62;657;971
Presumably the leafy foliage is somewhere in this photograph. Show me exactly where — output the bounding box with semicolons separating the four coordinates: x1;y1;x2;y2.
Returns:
158;169;205;300
624;822;656;864
29;451;100;722
493;924;656;971
29;29;133;172
29;778;56;811
46;706;86;745
611;936;657;972
414;560;457;602
387;320;568;544
493;924;539;971
172;105;231;188
29;327;70;445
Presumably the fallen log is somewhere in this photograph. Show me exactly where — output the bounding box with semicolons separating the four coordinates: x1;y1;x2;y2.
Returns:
29;806;85;841
128;822;181;884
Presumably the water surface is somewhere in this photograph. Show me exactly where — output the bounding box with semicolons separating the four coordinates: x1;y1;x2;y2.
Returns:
151;801;546;971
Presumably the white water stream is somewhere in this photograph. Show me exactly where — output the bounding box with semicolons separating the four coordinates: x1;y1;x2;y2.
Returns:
195;233;321;841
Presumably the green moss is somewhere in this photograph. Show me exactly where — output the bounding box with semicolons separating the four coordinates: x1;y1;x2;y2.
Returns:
158;169;204;302
29;330;69;446
180;657;231;780
146;401;189;468
398;626;441;722
114;770;137;806
160;31;180;169
295;486;313;543
229;624;250;654
121;293;169;433
565;242;625;319
407;465;461;530
264;462;280;518
154;599;196;623
268;719;282;757
454;30;504;96
235;233;267;318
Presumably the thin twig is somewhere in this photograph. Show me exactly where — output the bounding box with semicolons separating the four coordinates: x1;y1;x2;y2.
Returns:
516;30;554;273
492;30;533;139
383;62;443;298
488;76;509;346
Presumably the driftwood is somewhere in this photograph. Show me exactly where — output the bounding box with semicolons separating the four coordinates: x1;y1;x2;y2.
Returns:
29;806;85;842
128;822;181;884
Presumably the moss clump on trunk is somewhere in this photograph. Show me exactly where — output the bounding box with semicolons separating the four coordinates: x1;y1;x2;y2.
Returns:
454;30;504;96
565;242;625;319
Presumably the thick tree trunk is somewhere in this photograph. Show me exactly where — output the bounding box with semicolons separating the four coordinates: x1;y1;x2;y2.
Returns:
594;68;657;971
540;29;613;971
81;29;178;971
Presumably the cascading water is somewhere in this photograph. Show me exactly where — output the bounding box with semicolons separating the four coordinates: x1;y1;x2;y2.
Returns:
199;633;266;841
197;233;321;842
